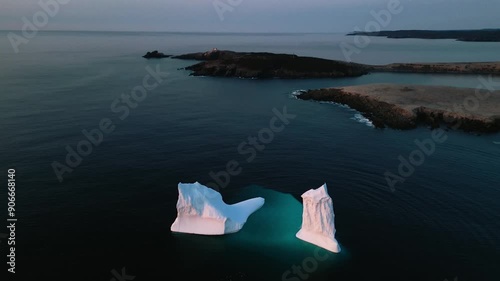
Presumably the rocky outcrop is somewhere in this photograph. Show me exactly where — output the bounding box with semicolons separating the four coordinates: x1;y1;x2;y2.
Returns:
298;88;415;129
143;50;171;59
172;49;372;79
296;84;500;133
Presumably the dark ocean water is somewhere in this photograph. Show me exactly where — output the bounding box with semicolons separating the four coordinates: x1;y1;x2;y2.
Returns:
0;31;499;281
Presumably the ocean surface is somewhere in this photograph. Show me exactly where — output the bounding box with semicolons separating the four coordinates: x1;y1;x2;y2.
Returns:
0;31;499;281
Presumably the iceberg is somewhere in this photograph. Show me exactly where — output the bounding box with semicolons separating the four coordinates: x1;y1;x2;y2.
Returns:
171;182;265;235
296;183;341;253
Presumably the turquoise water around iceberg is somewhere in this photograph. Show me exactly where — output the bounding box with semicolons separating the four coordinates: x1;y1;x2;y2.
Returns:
172;185;348;281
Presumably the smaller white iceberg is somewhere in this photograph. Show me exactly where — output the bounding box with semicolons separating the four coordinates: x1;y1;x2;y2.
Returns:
171;182;265;235
296;183;341;253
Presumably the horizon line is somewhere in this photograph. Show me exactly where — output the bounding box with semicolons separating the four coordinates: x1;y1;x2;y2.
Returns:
1;27;498;34
0;29;350;34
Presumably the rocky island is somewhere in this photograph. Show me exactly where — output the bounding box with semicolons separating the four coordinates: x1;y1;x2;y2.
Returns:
171;49;500;78
348;29;500;42
172;48;371;78
296;84;500;133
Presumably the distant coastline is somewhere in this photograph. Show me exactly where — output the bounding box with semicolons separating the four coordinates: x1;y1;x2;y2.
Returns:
347;29;500;42
170;49;500;133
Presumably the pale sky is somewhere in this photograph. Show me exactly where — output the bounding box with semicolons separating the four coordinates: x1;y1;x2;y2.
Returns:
0;0;498;33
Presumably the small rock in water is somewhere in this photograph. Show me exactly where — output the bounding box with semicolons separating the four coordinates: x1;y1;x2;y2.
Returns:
143;50;171;59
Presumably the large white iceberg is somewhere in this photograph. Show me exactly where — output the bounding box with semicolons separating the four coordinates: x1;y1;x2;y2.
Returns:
171;182;265;235
296;183;341;253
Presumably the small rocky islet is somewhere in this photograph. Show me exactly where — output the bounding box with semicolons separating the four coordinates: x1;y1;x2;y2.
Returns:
142;50;171;59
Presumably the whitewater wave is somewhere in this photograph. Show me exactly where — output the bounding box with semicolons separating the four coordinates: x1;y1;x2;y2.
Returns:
350;113;374;128
320;101;356;111
290;89;306;99
292;90;374;128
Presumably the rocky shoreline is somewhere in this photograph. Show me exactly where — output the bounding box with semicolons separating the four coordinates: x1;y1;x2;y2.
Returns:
296;84;500;133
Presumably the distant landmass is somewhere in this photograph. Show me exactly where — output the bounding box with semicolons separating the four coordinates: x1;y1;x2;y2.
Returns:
347;29;500;42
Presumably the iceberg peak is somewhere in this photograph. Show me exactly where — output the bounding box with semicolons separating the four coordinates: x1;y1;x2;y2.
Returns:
171;182;264;235
296;183;341;253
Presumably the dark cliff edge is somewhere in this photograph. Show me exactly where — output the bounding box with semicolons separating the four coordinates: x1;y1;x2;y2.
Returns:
296;85;500;133
347;29;500;42
172;49;372;79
